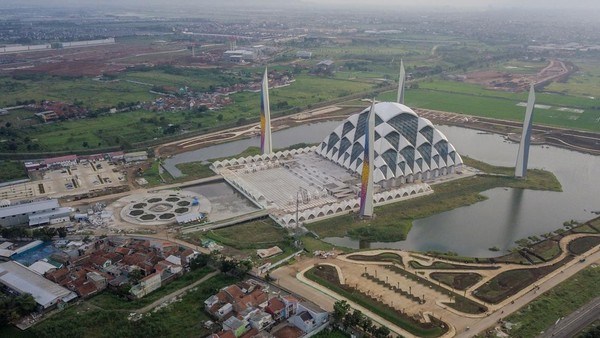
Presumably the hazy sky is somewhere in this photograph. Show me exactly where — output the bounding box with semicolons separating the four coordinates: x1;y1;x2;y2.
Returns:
5;0;600;9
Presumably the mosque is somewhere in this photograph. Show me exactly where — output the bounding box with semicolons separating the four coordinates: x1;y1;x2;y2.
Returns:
210;62;475;228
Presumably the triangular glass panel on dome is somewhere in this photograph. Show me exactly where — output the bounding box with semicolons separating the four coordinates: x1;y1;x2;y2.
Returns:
417;143;432;166
327;133;339;153
434;140;449;159
375;114;384;126
419;125;434;144
375;131;381;141
356;158;363;168
353;112;369;142
342;121;354;137
350;142;364;165
384;131;400;150
398;161;406;174
415;158;423;170
381;149;397;173
338;137;352;160
387;113;418;146
380;165;388;178
399;146;415;169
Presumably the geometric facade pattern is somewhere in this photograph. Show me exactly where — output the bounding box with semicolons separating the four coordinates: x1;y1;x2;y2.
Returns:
316;102;463;184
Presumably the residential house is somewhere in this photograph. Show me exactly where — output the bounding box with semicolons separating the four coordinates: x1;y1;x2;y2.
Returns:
222;316;249;338
130;271;161;299
281;295;298;318
265;298;285;321
289;302;328;334
209;331;236;338
249;311;273;330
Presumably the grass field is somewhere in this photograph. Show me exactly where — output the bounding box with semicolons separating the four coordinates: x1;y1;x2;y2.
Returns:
0;160;28;182
185;218;298;263
28;273;238;338
2;70;379;153
546;59;600;98
376;79;600;132
204;218;289;249
0;76;154;109
88;266;214;310
497;265;600;338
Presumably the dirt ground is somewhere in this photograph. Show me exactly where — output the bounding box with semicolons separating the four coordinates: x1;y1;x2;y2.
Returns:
0;41;225;77
465;59;574;92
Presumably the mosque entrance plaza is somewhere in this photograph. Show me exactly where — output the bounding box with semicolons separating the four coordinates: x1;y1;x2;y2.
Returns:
212;147;455;227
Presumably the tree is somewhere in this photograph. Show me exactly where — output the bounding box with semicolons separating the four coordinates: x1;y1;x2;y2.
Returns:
190;254;209;270
332;300;350;324
374;325;391;338
129;269;144;285
360;315;373;333
217;114;224;122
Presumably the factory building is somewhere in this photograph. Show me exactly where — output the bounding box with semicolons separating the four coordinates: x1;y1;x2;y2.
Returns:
0;199;72;227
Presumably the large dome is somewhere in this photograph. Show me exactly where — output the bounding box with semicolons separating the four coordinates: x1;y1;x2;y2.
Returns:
316;102;462;184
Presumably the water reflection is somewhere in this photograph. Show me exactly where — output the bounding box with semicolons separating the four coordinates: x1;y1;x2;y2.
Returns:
164;121;341;177
323;126;600;257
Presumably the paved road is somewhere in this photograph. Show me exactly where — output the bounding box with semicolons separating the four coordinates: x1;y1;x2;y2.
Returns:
459;248;600;337
537;296;600;338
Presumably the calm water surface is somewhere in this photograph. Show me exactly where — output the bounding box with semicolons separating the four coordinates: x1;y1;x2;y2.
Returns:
164;121;340;177
324;126;600;257
165;121;600;257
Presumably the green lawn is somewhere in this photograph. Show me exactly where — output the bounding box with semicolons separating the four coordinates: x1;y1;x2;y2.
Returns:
204;218;289;249
545;59;600;98
500;266;600;338
0;76;154;109
375;79;600;132
0;160;27;182
88;266;214;311
29;273;238;338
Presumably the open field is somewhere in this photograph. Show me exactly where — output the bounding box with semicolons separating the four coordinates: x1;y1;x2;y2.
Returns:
1;70;377;153
0;75;155;109
545;59;600;98
88;266;214;310
489;265;600;338
0;160;28;182
28;273;238;338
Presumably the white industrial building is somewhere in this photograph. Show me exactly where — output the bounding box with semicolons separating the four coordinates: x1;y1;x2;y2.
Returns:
0;199;72;227
0;261;77;310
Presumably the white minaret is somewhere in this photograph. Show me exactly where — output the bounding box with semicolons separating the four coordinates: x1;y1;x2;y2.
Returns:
515;84;536;178
260;67;273;155
397;59;406;104
359;100;375;218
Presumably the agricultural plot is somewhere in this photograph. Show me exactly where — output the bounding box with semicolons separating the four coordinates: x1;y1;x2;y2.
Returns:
376;79;600;132
545;59;600;98
0;76;154;109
